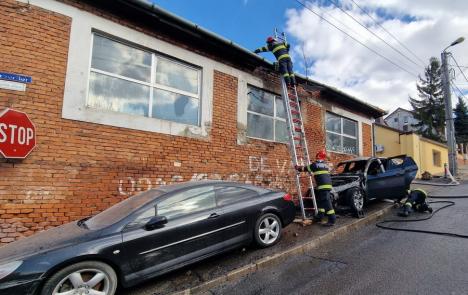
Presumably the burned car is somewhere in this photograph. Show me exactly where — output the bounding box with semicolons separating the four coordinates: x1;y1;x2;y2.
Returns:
330;155;418;213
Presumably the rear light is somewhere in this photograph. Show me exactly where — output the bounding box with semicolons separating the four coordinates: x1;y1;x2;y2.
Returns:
283;193;293;202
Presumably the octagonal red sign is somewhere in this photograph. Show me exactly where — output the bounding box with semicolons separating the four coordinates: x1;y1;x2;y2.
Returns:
0;108;36;159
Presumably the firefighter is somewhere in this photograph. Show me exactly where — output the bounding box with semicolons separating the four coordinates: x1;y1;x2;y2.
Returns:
398;188;433;217
295;150;336;226
254;36;296;86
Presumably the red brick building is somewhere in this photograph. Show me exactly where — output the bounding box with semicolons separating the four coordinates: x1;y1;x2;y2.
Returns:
0;0;385;244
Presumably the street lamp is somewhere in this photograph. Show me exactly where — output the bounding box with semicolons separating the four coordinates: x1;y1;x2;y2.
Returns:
441;36;464;176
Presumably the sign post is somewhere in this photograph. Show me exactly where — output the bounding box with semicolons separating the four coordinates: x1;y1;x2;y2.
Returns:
0;108;36;159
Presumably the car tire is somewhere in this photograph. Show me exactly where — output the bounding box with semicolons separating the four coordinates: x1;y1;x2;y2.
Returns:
346;187;365;212
254;213;282;248
40;261;118;295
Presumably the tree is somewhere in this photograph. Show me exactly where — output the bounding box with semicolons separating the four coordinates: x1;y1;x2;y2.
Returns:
454;96;468;154
409;57;446;142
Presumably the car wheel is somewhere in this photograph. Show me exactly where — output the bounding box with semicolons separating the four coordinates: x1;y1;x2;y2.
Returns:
41;261;117;295
346;187;365;212
254;213;282;248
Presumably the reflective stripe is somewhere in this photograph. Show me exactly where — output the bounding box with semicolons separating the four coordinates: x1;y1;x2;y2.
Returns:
306;165;313;173
318;208;325;213
413;188;427;197
272;44;287;53
277;53;290;61
314;171;329;175
318;184;332;190
405;202;412;208
283;73;290;77
326;209;335;215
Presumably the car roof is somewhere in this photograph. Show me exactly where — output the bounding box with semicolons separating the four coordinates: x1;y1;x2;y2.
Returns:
339;157;372;163
154;180;271;193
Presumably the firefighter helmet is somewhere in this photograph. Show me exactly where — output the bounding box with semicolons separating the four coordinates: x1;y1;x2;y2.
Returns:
316;150;327;160
266;36;275;43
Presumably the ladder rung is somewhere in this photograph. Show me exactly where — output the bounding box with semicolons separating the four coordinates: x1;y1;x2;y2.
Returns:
293;136;302;141
295;145;303;149
294;127;302;132
291;110;300;115
289;101;298;107
303;207;316;210
293;118;301;124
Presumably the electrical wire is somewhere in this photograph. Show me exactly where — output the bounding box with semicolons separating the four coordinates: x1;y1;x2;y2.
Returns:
450;55;468;84
349;0;427;67
376;196;468;239
451;84;467;100
326;0;423;72
294;0;419;78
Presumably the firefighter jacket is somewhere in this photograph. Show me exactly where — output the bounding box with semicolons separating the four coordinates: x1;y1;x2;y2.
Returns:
256;41;291;62
305;160;333;191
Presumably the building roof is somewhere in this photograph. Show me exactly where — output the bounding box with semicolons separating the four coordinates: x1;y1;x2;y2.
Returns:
385;107;415;120
84;0;386;118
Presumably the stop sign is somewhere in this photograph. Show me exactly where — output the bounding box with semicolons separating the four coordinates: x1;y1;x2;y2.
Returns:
0;108;36;159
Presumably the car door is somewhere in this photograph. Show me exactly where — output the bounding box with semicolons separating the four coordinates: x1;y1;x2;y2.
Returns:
120;185;225;282
366;157;405;199
214;185;259;245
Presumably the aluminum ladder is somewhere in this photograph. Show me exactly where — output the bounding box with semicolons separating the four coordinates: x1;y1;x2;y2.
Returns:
274;29;318;221
280;79;319;220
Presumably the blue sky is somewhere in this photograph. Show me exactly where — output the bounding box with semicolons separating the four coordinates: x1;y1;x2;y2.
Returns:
154;0;468;111
155;0;300;64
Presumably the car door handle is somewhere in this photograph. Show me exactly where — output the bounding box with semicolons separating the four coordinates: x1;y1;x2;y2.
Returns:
208;213;220;219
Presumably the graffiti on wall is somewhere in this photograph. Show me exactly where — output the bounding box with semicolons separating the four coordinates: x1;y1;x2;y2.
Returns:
118;156;296;196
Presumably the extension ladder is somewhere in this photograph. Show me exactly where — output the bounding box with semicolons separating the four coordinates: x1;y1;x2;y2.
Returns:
274;29;318;220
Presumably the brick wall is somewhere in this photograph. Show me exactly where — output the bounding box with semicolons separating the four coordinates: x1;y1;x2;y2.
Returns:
362;123;373;157
0;0;373;244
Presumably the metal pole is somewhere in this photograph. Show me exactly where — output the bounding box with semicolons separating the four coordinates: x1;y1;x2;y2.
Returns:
441;51;458;176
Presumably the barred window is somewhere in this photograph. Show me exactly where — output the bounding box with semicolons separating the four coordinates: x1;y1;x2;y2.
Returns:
326;112;358;155
87;34;201;126
246;85;288;143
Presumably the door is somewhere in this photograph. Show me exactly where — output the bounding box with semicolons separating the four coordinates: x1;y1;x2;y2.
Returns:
120;185;225;282
214;185;258;245
366;159;395;199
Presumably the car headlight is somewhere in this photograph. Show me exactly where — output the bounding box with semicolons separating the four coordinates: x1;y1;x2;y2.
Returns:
0;261;23;280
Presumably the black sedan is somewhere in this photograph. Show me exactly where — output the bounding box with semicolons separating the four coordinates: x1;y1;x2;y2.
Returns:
0;181;295;295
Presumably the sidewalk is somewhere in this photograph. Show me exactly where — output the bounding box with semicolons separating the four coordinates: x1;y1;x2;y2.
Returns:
122;202;392;295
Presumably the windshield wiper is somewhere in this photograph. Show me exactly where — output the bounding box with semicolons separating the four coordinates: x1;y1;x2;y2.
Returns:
77;216;91;229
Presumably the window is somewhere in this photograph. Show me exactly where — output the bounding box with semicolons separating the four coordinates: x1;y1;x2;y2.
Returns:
403;116;409;123
246;86;288;142
156;186;216;220
88;34;202;126
433;150;441;167
325;113;358;155
394;117;399;122
216;186;258;206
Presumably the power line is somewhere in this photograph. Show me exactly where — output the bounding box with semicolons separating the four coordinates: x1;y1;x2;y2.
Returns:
450;54;468;84
349;0;427;67
326;0;423;72
452;84;467;101
294;0;419;78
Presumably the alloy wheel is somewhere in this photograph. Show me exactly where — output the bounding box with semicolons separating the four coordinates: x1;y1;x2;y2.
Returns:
52;268;111;295
258;216;280;245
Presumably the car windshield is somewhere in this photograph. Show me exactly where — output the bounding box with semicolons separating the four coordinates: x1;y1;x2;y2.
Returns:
85;189;164;230
336;160;367;174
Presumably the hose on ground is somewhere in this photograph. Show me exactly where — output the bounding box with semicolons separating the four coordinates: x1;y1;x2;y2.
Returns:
376;195;468;239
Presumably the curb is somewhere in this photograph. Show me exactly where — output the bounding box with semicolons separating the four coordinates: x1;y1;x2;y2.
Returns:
172;204;393;295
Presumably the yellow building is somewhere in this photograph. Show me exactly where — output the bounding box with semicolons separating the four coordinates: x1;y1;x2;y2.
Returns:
374;124;448;177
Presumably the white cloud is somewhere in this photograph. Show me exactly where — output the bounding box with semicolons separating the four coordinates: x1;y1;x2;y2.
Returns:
285;0;468;113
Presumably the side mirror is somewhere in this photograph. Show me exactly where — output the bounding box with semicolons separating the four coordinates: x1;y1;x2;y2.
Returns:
145;215;167;231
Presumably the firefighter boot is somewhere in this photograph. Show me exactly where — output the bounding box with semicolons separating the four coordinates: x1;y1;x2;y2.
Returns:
398;206;410;217
323;214;336;226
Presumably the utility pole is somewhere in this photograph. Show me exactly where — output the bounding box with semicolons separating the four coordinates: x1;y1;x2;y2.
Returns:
441;37;464;176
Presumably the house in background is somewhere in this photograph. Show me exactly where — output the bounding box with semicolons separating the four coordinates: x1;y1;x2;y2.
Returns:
374;123;448;177
384;107;420;132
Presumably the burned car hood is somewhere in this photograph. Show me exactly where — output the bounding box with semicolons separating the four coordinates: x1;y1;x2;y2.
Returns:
0;222;99;263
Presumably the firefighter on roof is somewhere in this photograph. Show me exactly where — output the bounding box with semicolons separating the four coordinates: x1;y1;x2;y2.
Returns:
254;36;296;86
295;150;336;226
399;188;433;217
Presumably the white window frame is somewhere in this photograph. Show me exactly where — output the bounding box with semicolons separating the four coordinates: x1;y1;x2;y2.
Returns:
326;112;359;155
87;33;202;126
246;85;287;143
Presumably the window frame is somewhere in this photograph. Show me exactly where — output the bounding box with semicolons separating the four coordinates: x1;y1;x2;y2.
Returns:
215;185;258;207
246;85;287;143
325;112;359;155
87;32;203;126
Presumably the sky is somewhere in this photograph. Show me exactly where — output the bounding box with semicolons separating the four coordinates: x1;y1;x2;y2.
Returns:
154;0;468;113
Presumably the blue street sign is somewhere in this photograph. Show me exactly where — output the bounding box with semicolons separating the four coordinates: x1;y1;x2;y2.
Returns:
0;72;32;84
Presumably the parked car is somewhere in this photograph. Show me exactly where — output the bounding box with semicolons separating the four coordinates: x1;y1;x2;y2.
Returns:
330;155;418;212
0;181;295;295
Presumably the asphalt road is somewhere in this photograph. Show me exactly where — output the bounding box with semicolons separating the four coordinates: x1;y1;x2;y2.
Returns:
208;197;468;295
